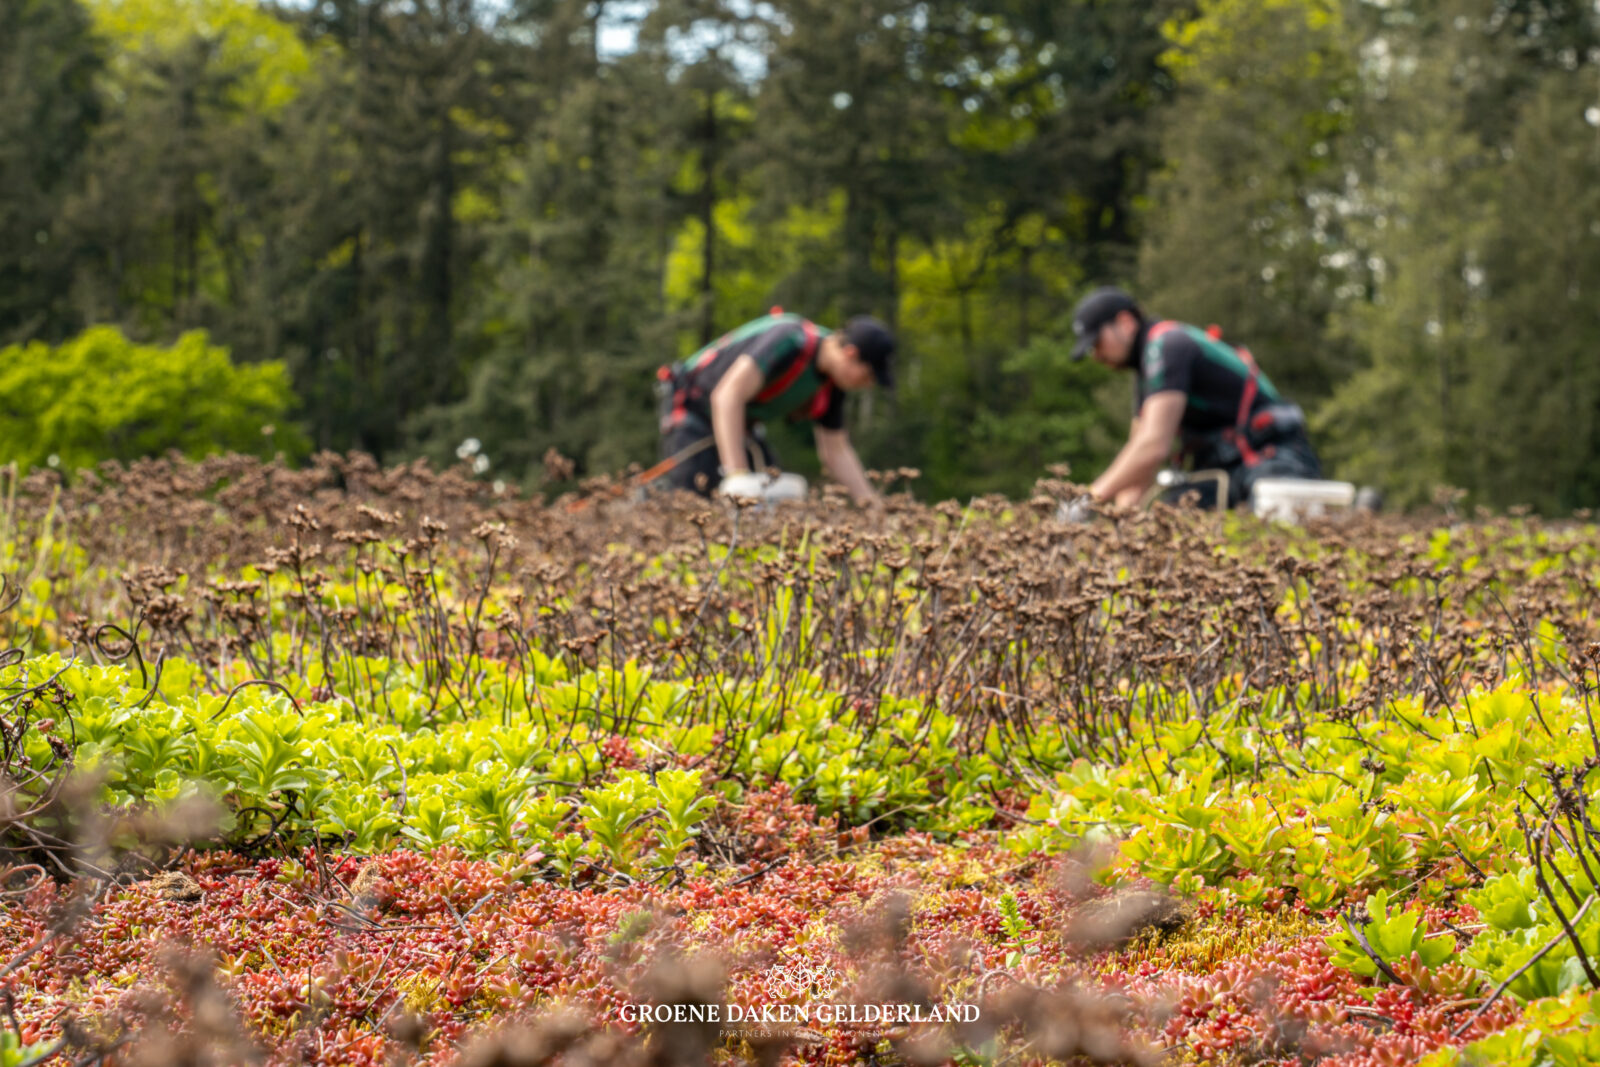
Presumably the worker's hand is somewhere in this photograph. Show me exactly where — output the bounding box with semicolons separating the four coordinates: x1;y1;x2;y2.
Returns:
716;471;769;499
1056;497;1095;524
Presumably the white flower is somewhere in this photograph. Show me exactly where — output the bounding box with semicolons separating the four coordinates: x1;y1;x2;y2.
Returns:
456;437;482;460
472;454;490;475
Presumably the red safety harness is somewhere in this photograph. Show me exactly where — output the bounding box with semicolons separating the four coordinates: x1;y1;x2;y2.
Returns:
659;308;826;431
1146;320;1275;468
752;318;821;404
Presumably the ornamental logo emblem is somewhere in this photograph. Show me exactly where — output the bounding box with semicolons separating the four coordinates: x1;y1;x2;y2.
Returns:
755;957;843;1002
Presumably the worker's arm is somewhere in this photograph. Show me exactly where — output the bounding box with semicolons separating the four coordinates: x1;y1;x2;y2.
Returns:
814;426;878;506
709;355;766;475
1090;391;1186;507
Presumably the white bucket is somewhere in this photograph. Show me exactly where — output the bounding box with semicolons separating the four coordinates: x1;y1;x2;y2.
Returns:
1251;478;1357;524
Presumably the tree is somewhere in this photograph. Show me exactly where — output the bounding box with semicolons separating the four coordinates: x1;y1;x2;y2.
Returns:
847;1;1179;495
88;0;315;113
1470;70;1600;510
61;0;323;386
68;33;265;334
1315;0;1507;504
640;0;769;347
268;0;539;455
0;0;102;344
1137;0;1367;406
753;0;964;329
970;330;1125;498
412;0;688;482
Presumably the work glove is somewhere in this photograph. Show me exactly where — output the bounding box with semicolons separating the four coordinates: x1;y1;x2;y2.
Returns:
1056;497;1095;524
716;472;769;499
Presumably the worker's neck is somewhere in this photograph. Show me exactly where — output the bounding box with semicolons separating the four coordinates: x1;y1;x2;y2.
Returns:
817;339;842;379
1127;320;1150;370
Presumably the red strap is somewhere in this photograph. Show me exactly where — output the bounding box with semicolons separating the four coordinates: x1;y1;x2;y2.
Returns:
1237;366;1258;426
754;320;820;403
806;382;835;420
1230;344;1262;466
1235;346;1259;432
1158;321;1269;470
1227;430;1262;467
669;318;813;428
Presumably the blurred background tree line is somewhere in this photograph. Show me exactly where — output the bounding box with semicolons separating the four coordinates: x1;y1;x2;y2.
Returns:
3;0;1599;509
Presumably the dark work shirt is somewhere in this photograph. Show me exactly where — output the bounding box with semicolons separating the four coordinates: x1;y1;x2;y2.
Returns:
679;316;846;430
1132;321;1284;447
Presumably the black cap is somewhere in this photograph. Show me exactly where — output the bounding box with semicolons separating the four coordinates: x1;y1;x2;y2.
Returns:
840;316;896;389
1069;286;1141;361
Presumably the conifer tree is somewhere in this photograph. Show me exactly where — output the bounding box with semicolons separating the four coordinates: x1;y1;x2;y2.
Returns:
0;0;102;343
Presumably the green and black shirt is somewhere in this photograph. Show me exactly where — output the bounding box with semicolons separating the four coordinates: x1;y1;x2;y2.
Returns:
665;313;846;432
1133;321;1285;448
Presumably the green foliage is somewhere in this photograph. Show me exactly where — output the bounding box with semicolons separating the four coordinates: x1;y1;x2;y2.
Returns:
0;326;304;471
1422;991;1600;1067
1007;676;1600;922
1324;888;1456;981
1467;72;1600;512
404;0;691;481
998;889;1043;969
1315;0;1600;511
85;0;317;113
580;773;657;877
35;643;1014;868
968;329;1124;497
0;1029;60;1067
651;768;715;870
1463;862;1600;1002
1139;0;1364;406
1315;5;1505;506
10;0;1600;505
0;0;102;344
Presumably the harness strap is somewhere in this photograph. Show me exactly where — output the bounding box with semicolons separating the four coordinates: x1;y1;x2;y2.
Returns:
1230;344;1262;467
1148;320;1265;469
662;317;822;431
636;433;720;486
805;382;835;421
753;320;821;403
664;328;737;428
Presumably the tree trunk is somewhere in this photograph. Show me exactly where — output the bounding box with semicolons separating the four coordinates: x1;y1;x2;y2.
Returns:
700;89;717;344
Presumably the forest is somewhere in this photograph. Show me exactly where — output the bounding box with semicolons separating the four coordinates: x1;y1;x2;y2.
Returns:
5;0;1600;507
11;6;1600;1066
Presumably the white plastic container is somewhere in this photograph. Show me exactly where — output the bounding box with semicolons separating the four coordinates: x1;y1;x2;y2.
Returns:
1251;478;1357;524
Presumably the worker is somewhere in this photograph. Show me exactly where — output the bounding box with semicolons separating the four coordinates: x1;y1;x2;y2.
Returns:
656;310;895;505
1069;286;1322;510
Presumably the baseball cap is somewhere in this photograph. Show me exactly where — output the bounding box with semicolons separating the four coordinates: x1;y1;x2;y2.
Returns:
841;316;896;389
1069;286;1142;361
